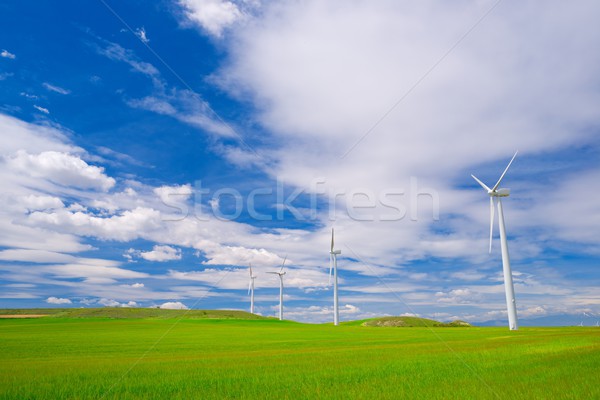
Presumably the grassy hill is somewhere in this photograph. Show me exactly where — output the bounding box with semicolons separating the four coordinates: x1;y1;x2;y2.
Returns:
0;308;270;320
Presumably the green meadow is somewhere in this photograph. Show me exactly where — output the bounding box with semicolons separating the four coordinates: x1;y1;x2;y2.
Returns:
0;309;598;399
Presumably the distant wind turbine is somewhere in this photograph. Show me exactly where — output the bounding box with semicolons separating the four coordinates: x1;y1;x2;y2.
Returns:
267;256;287;320
472;151;519;331
329;228;342;326
248;264;257;314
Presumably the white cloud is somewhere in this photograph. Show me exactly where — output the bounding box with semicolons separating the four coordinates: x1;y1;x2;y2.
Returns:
20;92;38;100
139;245;182;262
210;0;600;267
0;72;13;80
135;27;150;43
128;90;235;137
98;298;121;307
20;195;65;211
281;304;381;323
0;249;75;263
28;207;161;241
96;39;233;137
1;49;15;59
42;82;71;95
435;288;480;304
97;299;138;308
179;0;244;38
153;184;192;204
7;150;115;191
33;105;49;114
46;296;72;304
95;41;160;81
159;301;188;310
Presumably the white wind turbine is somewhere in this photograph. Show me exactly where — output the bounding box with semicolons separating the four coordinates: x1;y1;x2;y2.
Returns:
248;264;257;314
472;151;519;331
329;228;341;326
267;256;287;321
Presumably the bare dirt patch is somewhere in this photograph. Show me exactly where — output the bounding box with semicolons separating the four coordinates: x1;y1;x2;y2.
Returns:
0;314;47;319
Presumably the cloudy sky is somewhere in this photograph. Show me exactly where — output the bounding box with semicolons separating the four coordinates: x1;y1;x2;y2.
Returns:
1;0;599;324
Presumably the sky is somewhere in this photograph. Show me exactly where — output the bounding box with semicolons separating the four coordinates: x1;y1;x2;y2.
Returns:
0;0;599;325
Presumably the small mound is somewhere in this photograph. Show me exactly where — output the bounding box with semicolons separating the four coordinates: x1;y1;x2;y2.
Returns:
361;316;472;327
442;320;472;327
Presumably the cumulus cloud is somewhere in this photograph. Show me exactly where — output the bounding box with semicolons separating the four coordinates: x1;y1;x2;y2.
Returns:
46;296;72;304
135;27;150;43
179;0;244;38
435;288;481;304
7;150;115;191
139;245;182;262
98;298;121;307
28;207;162;241
159;301;188;310
20;195;65;211
1;49;15;59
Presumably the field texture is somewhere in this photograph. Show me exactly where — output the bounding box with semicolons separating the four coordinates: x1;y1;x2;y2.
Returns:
1;312;599;399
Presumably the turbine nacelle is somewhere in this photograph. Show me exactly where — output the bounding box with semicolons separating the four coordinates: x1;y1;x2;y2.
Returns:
330;250;341;255
488;188;510;197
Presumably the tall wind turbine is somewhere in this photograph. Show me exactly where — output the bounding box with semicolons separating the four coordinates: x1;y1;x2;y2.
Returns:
472;151;519;331
329;228;342;326
248;264;257;314
267;256;287;320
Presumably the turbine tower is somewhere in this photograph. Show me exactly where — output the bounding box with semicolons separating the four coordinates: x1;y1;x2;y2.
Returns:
472;151;519;331
267;256;287;320
248;264;257;314
329;228;341;326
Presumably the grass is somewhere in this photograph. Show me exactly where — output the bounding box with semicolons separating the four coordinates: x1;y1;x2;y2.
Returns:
0;310;598;399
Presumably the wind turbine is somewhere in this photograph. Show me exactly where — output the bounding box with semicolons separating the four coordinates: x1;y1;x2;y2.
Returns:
472;151;519;331
248;264;257;314
329;228;341;326
267;256;287;320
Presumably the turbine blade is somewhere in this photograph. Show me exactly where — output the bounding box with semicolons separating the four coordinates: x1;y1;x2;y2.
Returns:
280;255;287;273
249;264;252;276
492;151;518;191
331;228;334;252
471;175;491;192
248;280;252;295
489;197;495;254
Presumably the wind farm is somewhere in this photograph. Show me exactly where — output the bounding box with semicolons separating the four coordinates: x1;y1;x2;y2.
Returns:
1;1;599;399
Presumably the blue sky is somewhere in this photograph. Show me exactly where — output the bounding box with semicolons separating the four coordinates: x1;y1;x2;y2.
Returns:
1;0;599;325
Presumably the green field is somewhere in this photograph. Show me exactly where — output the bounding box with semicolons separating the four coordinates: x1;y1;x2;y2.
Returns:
1;310;599;399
